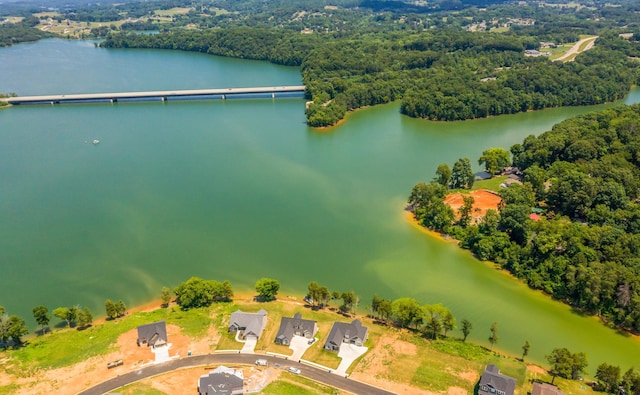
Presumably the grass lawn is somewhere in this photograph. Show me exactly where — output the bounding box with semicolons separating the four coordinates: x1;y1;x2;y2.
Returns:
472;175;507;192
154;7;193;16
5;306;212;370
0;384;19;395
118;383;168;395
263;376;340;395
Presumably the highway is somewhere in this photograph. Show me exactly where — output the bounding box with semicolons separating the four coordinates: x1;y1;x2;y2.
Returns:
0;85;306;105
76;353;396;395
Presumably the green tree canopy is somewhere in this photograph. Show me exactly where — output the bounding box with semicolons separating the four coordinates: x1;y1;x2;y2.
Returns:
255;278;280;301
451;158;474;189
479;147;511;175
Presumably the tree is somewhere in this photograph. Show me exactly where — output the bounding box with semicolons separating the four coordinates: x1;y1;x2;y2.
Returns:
66;306;79;327
53;307;70;327
105;299;116;319
478;147;511;175
622;368;640;395
161;287;171;307
391;297;423;328
488;322;498;350
443;310;456;336
32;305;50;333
522;340;530;361
307;281;330;308
6;315;28;345
461;319;472;341
596;363;621;393
255;277;280;301
173;277;233;309
458;195;475;227
77;307;93;328
340;291;357;313
114;300;127;317
0;314;8;347
450;158;474;189
546;348;588;383
435;163;451;187
377;299;392;322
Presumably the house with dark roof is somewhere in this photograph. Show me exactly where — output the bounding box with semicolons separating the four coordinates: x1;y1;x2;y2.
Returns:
228;309;267;340
136;321;167;347
324;319;368;351
475;171;493;181
532;383;565;395
478;365;516;395
198;365;244;395
274;313;318;345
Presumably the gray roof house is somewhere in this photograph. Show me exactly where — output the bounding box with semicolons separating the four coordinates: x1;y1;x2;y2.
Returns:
228;309;267;340
198;365;244;395
274;313;318;345
136;321;167;347
324;319;368;351
478;365;516;395
532;383;565;395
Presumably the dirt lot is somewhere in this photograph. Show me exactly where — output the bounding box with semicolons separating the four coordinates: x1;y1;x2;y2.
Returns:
443;189;501;222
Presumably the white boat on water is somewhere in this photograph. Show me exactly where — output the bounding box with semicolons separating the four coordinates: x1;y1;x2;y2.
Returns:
92;139;100;145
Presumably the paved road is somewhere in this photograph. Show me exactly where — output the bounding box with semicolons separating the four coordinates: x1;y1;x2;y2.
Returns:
0;85;306;104
76;353;396;395
553;36;598;62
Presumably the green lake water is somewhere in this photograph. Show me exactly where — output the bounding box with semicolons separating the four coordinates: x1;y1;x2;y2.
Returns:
1;39;639;370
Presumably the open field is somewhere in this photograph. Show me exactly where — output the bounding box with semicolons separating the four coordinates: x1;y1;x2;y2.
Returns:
153;7;193;16
472;176;507;192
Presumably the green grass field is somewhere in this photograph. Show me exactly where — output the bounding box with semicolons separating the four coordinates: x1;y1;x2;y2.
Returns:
472;175;507;192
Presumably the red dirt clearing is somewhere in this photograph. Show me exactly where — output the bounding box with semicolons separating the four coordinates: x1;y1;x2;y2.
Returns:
444;190;502;221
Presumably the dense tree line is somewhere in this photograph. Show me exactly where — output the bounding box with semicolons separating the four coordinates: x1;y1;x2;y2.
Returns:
409;104;640;333
0;21;52;47
102;27;640;127
173;276;233;308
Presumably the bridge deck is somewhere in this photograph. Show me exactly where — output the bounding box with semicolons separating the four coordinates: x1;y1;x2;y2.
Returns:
0;85;306;104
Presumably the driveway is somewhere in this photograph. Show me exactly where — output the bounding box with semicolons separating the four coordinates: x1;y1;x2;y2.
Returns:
241;336;257;354
289;335;315;360
335;343;368;376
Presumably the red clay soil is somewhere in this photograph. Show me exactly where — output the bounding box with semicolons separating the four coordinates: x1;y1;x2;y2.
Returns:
443;190;502;222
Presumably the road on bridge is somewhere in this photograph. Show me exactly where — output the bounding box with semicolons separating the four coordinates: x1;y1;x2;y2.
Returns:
76;353;396;395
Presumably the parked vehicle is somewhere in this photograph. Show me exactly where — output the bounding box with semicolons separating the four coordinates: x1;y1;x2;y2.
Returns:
107;359;123;369
287;367;301;374
255;359;268;366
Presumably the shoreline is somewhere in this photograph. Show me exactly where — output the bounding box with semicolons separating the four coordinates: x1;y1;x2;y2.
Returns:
402;209;457;244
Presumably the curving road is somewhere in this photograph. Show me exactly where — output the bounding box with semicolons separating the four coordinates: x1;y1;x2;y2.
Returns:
553;36;598;62
76;353;396;395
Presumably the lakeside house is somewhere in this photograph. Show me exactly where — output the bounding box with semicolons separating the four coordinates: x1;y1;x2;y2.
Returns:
136;321;167;348
478;364;516;395
228;309;267;340
532;383;565;395
324;319;369;351
274;313;318;345
198;365;244;395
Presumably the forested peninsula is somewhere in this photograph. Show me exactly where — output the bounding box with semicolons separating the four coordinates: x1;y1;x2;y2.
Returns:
101;28;640;126
408;104;640;333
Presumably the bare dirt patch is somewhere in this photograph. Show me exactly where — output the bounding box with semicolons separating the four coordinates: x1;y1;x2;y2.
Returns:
448;386;469;395
350;332;432;395
456;370;479;382
527;364;546;374
2;321;212;395
444;189;501;221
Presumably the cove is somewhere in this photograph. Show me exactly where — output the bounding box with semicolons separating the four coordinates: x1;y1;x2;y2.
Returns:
1;39;639;370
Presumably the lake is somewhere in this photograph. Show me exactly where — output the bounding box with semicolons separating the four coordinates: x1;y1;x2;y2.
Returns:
1;39;639;369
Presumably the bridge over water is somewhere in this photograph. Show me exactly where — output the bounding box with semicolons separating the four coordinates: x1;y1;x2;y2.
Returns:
0;85;306;105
